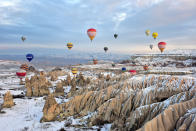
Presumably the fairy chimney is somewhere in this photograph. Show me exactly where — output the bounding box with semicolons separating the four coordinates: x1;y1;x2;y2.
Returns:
71;77;76;92
2;91;14;108
106;74;110;81
66;74;71;86
41;94;61;122
55;82;64;96
32;81;39;97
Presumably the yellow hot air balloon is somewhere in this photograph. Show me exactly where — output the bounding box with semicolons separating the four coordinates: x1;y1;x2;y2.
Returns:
145;30;150;36
152;32;158;39
72;68;78;75
67;43;73;50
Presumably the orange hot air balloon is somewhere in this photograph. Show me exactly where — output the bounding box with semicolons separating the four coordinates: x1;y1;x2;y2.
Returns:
158;42;167;53
93;59;98;64
87;28;96;42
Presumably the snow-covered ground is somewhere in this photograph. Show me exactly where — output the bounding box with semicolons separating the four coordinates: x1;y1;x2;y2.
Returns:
0;51;196;131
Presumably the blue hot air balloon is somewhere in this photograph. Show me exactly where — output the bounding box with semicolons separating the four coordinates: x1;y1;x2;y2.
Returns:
122;67;126;72
26;54;34;62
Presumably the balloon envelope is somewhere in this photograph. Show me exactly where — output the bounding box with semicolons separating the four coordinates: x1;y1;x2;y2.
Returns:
26;54;34;62
114;34;118;39
122;67;126;72
158;42;167;53
129;70;137;75
150;44;153;50
20;64;29;71
16;69;26;78
152;32;158;39
72;68;78;75
93;59;98;64
104;47;108;52
145;30;150;36
21;36;26;42
67;43;73;50
87;28;96;41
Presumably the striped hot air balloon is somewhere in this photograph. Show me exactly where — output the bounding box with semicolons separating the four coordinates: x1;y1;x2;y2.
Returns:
67;42;73;50
87;28;96;42
158;42;167;53
72;68;78;75
20;64;28;71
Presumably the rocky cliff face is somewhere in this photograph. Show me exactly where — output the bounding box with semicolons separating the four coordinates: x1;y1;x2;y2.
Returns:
39;72;196;130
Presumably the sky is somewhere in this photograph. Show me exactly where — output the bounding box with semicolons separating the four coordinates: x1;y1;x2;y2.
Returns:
0;0;196;55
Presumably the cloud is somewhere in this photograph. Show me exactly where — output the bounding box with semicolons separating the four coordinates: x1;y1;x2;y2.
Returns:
0;0;195;54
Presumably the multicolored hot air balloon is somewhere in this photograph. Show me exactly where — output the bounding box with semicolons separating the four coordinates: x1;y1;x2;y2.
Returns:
114;34;118;39
72;68;78;75
67;43;73;50
150;44;153;50
87;28;96;42
26;54;34;62
129;70;137;75
20;64;28;71
143;65;149;71
152;32;158;39
104;47;108;52
145;30;150;36
158;42;167;53
93;59;98;64
122;67;126;72
21;36;26;42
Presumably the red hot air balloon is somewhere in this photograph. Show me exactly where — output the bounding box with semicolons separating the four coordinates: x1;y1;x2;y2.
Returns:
16;69;26;84
87;28;96;42
158;42;167;53
129;70;137;75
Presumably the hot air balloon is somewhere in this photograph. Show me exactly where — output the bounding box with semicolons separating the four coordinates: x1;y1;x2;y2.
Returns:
114;34;118;39
21;36;26;42
158;42;167;53
93;59;98;64
129;70;137;75
122;67;126;72
20;64;29;71
152;32;158;39
143;65;149;71
16;69;26;84
150;44;153;50
26;54;34;62
87;28;96;42
67;43;73;50
104;47;108;52
72;68;78;75
145;30;150;36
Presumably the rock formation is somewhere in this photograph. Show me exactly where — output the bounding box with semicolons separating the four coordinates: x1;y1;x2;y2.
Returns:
41;94;61;122
38;74;196;130
54;82;64;96
25;74;50;97
2;91;14;108
66;74;71;86
137;98;196;131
